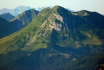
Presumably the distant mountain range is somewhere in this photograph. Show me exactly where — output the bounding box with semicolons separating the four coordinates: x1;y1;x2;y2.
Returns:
0;9;39;39
0;6;104;70
0;6;32;16
0;13;15;21
0;6;45;16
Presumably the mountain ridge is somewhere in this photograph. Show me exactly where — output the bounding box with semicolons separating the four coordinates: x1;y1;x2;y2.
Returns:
0;5;104;54
0;5;104;70
0;13;15;21
0;9;39;39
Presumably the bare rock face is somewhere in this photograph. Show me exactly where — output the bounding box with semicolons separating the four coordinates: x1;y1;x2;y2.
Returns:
48;13;63;31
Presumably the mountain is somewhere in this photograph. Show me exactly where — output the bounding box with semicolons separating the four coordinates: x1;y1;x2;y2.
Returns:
0;9;39;39
0;6;31;16
0;13;15;21
0;6;104;70
10;9;39;30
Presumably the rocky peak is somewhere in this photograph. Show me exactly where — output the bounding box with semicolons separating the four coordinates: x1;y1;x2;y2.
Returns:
40;6;70;32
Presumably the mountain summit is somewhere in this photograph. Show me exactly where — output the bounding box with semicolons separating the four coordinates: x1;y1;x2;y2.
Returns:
0;9;39;39
0;6;104;70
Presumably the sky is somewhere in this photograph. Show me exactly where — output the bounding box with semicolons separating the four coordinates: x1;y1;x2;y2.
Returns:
0;0;104;14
